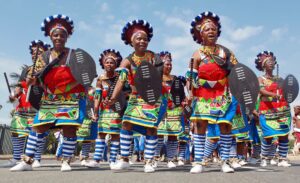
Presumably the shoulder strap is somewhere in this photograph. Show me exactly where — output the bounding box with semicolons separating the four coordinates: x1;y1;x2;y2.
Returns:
218;45;231;62
127;51;163;77
217;45;234;71
38;51;65;81
42;50;51;65
127;53;137;68
66;49;72;66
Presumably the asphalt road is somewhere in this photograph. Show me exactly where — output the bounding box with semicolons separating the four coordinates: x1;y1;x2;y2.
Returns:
0;160;299;183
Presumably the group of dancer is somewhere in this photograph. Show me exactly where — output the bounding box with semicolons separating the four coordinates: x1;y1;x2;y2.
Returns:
3;11;297;174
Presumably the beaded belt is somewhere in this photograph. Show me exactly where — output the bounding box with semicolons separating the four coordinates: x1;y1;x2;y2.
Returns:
42;92;85;101
198;77;227;89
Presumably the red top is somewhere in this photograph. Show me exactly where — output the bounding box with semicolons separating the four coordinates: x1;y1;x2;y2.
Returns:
194;62;228;99
16;81;33;111
259;80;288;111
163;80;173;108
43;65;85;95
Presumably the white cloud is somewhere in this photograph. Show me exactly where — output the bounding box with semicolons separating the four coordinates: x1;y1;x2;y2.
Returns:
270;27;288;41
180;9;193;17
100;2;109;12
165;17;190;33
103;22;124;47
154;11;194;74
250;43;266;52
230;26;263;42
153;11;167;20
165;36;191;47
78;21;93;32
106;15;115;21
218;37;239;51
220;16;264;45
163;34;198;76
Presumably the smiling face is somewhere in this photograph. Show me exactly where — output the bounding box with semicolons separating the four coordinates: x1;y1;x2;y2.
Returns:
163;60;172;75
131;32;148;53
50;28;68;51
199;22;218;46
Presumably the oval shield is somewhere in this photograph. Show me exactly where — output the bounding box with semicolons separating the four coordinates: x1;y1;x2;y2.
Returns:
283;74;299;103
85;97;94;118
107;76;127;115
111;91;127;115
28;85;44;110
69;48;97;88
229;63;259;115
170;76;185;106
134;61;162;105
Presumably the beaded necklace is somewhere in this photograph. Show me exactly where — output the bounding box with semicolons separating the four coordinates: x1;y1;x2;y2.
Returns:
131;51;153;66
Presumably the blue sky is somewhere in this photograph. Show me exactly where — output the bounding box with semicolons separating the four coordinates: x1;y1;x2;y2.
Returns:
0;0;300;124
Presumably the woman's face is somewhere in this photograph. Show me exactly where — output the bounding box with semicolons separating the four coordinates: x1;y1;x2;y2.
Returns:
50;29;68;51
131;32;148;53
104;58;116;73
163;60;172;75
264;58;276;72
200;23;218;46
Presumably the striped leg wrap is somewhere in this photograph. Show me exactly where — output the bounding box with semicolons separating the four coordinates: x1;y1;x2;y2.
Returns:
219;134;232;161
203;139;217;159
261;141;272;157
80;142;92;159
34;136;46;161
120;130;133;158
129;139;134;157
166;140;178;161
56;135;64;158
144;136;158;160
25;132;45;157
269;144;277;158
154;137;164;157
12;136;26;160
62;137;77;159
109;140;120;163
229;138;237;158
178;143;186;160
193;134;206;162
94;139;105;161
252;144;261;158
278;140;289;158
